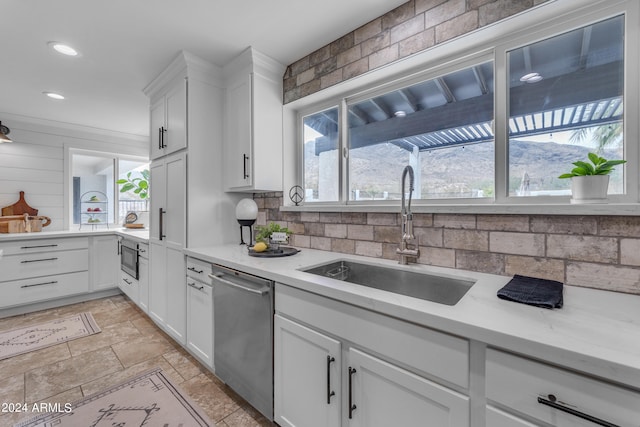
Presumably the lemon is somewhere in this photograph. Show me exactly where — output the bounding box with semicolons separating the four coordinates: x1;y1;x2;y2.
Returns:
253;242;268;252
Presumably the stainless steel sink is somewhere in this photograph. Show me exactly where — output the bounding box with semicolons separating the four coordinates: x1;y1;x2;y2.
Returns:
302;260;475;305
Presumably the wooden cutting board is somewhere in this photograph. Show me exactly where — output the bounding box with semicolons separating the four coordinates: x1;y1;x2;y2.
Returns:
2;191;38;216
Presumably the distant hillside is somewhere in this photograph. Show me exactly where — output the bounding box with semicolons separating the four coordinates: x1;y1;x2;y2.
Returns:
304;139;623;198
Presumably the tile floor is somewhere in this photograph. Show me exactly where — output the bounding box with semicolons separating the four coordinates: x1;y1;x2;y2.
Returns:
0;295;275;426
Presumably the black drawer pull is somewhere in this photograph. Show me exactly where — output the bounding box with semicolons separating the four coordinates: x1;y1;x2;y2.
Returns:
21;280;58;288
327;356;336;404
123;278;132;285
187;266;204;274
187;282;205;291
348;367;357;419
20;244;58;249
537;395;619;427
21;257;58;263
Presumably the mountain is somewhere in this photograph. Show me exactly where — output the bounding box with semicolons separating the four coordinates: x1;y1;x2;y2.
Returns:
304;138;624;199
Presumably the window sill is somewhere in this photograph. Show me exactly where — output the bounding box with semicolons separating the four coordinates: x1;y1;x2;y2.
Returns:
281;202;640;216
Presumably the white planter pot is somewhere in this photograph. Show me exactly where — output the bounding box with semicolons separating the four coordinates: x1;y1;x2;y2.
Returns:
570;175;610;204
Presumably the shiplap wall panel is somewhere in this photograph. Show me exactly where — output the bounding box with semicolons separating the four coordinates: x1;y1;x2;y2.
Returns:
0;118;148;231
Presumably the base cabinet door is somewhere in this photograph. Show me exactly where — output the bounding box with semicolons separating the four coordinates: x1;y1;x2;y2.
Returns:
164;247;186;344
148;241;167;325
186;276;213;368
274;315;341;427
90;235;118;291
347;348;469;427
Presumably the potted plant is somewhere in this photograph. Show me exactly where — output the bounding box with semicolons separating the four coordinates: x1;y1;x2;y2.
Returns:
558;152;626;204
254;222;292;250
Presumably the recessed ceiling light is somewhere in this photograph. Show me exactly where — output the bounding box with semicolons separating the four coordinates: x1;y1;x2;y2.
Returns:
43;92;65;100
394;111;407;117
48;41;79;57
520;72;543;83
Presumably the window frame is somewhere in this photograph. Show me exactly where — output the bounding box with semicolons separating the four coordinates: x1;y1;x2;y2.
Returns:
64;147;148;228
285;0;640;214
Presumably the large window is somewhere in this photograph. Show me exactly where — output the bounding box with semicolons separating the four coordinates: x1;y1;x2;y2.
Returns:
295;3;635;209
507;15;624;197
347;62;494;201
70;149;148;226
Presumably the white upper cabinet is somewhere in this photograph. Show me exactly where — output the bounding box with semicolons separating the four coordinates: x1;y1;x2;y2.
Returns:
223;47;285;192
149;78;187;160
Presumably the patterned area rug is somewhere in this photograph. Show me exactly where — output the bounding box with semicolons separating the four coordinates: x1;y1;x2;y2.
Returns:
0;313;101;361
15;368;214;427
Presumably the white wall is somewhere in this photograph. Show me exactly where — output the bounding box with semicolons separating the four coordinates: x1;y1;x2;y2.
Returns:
0;115;148;231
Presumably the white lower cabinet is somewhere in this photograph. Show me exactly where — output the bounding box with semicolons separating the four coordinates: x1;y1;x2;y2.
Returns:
485;348;640;426
274;284;470;427
347;347;469;427
186;274;213;368
0;237;90;309
90;235;118;291
275;314;342;427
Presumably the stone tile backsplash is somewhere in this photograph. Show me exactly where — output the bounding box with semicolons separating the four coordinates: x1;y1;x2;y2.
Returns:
254;192;640;295
284;0;549;103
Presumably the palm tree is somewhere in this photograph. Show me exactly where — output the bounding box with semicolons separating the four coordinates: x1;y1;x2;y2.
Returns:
569;123;622;154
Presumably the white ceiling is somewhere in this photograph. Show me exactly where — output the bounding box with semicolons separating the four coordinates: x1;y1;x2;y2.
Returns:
0;0;406;137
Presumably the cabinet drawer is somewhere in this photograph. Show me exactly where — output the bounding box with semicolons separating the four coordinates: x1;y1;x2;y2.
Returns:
486;348;640;426
0;249;89;282
138;242;149;260
119;270;139;303
0;237;88;255
186;257;210;282
0;271;90;308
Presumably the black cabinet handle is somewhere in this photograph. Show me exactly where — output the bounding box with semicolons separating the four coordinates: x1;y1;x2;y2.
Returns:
20;244;58;249
160;126;167;148
123;278;132;285
243;154;249;179
187;282;205;291
327;356;336;404
20;257;58;263
158;127;162;150
117;240;121;255
187;266;204;274
348;367;357;419
159;208;166;240
21;280;57;289
537;395;619;427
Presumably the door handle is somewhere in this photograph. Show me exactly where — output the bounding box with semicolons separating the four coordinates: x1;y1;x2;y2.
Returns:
348;367;357;419
158;208;166;240
243;154;249;179
20;280;58;289
327;356;336;404
208;273;270;295
158;127;163;150
537;395;619;427
20;257;58;263
160;126;167;148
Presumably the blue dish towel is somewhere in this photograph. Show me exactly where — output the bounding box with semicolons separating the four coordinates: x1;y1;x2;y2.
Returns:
497;274;563;309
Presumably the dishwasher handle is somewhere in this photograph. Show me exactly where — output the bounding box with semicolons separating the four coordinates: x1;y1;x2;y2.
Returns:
209;273;270;296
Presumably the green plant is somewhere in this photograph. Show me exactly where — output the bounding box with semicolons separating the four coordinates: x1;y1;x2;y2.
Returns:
255;222;292;243
558;153;626;179
117;169;149;199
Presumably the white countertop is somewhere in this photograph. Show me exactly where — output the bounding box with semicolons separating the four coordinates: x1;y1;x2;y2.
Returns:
185;244;640;390
0;228;150;243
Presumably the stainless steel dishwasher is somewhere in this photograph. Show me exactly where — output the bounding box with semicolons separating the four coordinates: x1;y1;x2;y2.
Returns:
209;264;274;421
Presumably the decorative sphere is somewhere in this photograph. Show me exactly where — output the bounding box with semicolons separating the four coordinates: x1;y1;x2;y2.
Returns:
235;198;258;221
